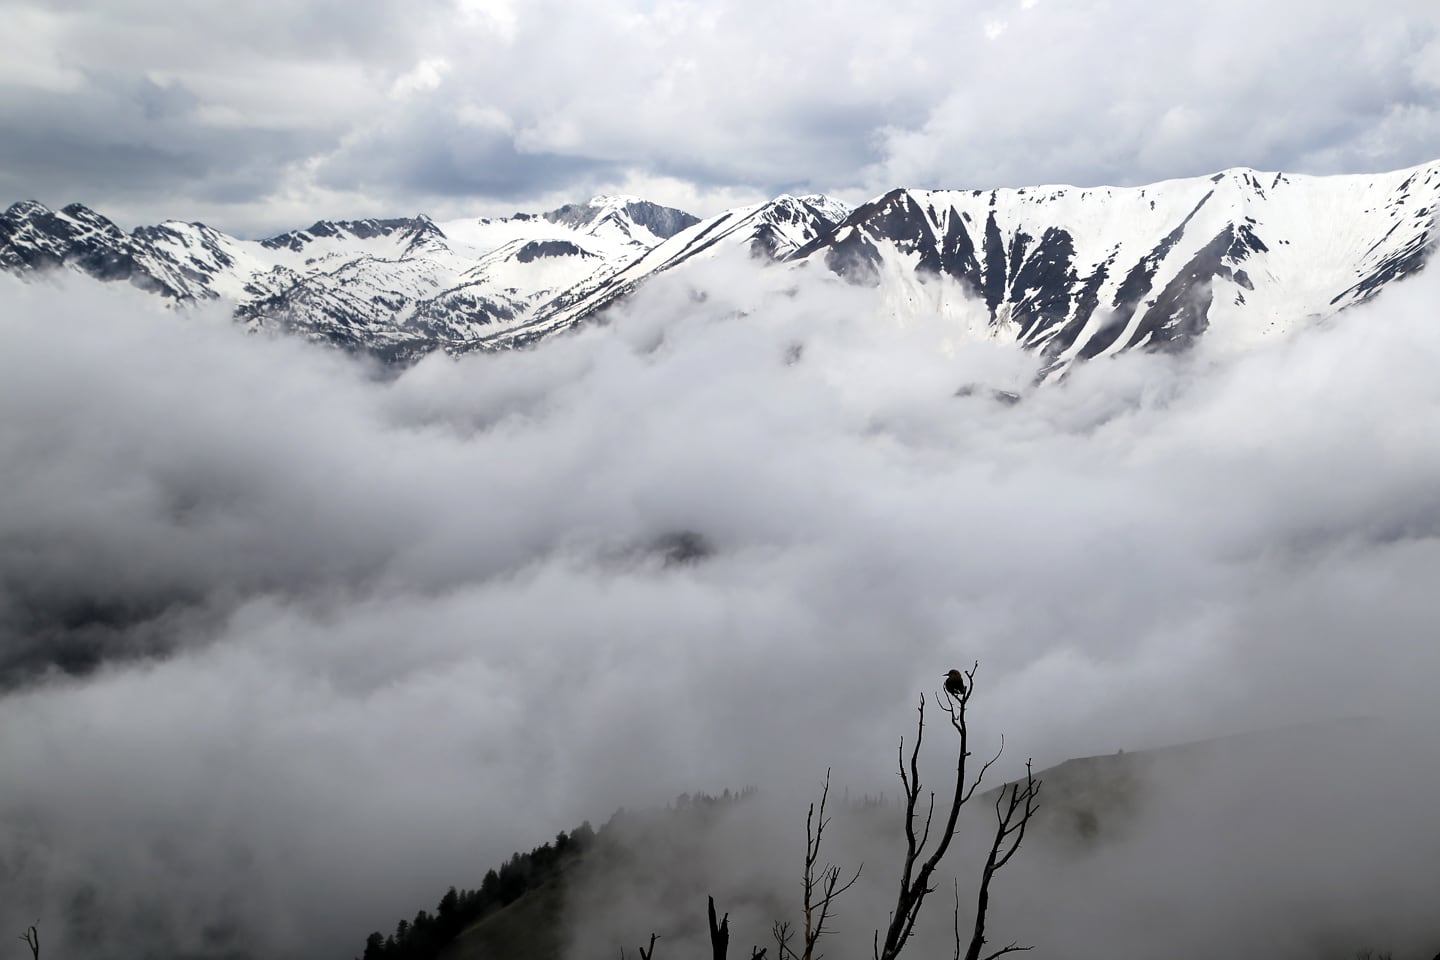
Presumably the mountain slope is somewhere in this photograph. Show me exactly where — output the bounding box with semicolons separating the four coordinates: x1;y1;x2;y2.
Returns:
480;194;853;347
793;163;1438;372
0;196;703;358
390;721;1398;960
2;162;1436;369
241;197;703;354
1;201;211;299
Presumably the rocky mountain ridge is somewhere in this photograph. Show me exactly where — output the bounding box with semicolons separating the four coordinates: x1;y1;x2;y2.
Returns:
3;161;1436;370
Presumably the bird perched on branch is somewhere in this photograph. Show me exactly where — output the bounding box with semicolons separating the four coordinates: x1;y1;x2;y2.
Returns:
943;669;966;698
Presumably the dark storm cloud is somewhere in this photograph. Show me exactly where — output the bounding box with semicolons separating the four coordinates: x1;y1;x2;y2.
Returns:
0;0;447;229
0;79;330;208
3;260;1440;958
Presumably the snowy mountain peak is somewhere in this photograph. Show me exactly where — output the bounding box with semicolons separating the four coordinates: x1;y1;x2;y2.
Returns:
1;198;159;287
744;194;851;260
3;162;1436;371
2;200;125;240
797;159;1439;372
4;199;50;220
543;196;700;244
57;203;125;235
259;215;448;255
477;192;862;346
794;194;853;225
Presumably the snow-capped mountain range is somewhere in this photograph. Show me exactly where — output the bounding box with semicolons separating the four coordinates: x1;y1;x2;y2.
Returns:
3;161;1436;370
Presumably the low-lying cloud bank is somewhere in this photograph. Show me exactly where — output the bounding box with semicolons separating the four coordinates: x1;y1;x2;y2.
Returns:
1;261;1438;958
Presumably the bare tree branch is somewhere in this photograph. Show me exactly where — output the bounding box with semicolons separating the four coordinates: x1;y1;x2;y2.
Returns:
772;921;797;960
951;880;962;960
874;663;1041;960
978;944;1034;960
964;761;1041;960
962;737;1005;806
20;924;39;960
800;769;863;960
638;933;659;960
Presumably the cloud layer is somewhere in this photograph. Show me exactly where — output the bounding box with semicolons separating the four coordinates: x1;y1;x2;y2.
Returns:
2;260;1440;957
2;0;1438;232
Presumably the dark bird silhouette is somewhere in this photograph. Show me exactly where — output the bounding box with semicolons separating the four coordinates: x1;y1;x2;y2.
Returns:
943;669;966;698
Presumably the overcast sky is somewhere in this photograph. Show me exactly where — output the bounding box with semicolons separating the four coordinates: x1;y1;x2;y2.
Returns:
2;0;1438;234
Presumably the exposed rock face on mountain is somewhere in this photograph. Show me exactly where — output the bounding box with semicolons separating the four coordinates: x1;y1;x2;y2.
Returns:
259;215;450;256
1;201;225;299
791;164;1437;372
542;196;699;242
3;161;1435;370
490;194;854;347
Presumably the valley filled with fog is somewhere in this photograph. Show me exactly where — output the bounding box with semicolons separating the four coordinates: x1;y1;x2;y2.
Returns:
2;259;1439;959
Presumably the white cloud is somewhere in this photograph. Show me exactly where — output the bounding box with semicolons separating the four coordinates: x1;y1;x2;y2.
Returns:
0;6;87;92
3;261;1440;956
457;0;520;41
390;56;453;98
865;0;1440;191
1;0;1434;231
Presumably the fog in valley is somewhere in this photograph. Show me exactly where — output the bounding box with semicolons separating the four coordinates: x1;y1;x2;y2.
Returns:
2;260;1439;959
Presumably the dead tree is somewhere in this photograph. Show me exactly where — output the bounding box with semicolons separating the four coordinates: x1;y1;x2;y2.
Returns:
620;933;658;960
773;769;863;960
642;666;1035;960
708;896;730;960
873;664;1041;960
705;895;766;960
20;924;39;960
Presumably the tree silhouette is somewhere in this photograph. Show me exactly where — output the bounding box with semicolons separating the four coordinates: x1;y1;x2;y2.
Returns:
676;663;1041;960
876;664;1040;960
